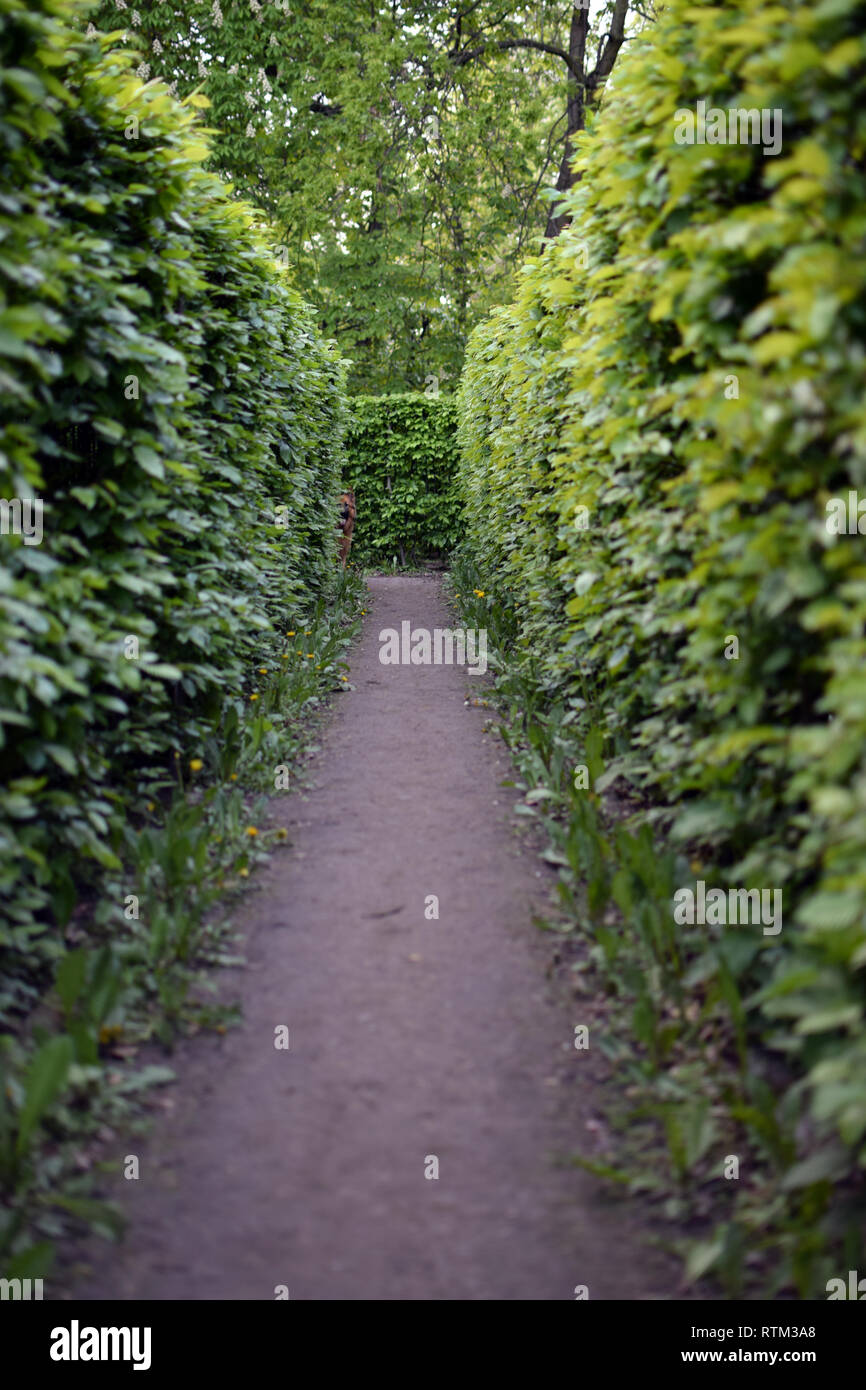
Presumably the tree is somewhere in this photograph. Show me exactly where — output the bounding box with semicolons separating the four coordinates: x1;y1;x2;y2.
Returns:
89;3;645;388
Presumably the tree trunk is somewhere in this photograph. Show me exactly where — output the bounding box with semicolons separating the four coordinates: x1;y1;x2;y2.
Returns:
543;4;589;242
544;0;630;243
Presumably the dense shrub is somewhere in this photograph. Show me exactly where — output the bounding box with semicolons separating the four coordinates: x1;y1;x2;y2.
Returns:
343;393;461;566
457;0;866;1288
0;0;346;1019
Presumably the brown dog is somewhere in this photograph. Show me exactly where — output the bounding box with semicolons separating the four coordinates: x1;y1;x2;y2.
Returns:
337;488;356;569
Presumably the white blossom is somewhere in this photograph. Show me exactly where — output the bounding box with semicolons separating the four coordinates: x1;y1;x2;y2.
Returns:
136;62;151;80
245;121;256;137
197;59;208;77
114;0;128;9
228;63;239;75
244;90;256;106
131;10;141;24
152;37;163;54
212;1;223;26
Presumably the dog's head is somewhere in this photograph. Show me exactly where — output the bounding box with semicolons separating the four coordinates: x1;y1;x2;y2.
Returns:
339;489;355;522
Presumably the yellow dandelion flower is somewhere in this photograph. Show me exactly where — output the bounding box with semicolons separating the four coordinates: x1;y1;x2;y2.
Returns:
474;588;485;597
246;826;259;837
238;867;249;878
275;827;288;841
258;667;268;674
230;773;238;781
146;801;155;811
282;654;289;660
287;630;296;636
250;692;259;700
306;653;315;659
189;758;203;772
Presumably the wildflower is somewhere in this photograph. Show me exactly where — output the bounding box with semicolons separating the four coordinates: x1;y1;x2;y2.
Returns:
306;653;315;659
250;692;259;700
189;758;203;772
275;828;289;841
230;773;238;781
146;801;155;811
258;667;268;673
246;827;259;837
473;588;485;597
238;867;249;878
287;630;296;636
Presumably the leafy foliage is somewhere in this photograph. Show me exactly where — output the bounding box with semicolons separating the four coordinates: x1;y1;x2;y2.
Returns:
456;0;866;1292
0;0;365;1275
344;393;461;567
86;1;644;392
0;0;348;1019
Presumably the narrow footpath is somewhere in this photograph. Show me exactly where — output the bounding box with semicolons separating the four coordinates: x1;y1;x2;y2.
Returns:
74;575;676;1300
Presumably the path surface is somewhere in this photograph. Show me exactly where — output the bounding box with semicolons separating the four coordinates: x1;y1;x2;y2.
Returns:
73;575;676;1301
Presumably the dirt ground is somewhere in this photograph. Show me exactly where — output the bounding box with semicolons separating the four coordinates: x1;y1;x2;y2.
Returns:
71;574;679;1301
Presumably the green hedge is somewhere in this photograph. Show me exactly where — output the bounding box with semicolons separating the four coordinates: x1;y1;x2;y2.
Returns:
0;0;345;1019
457;0;866;1290
343;393;461;566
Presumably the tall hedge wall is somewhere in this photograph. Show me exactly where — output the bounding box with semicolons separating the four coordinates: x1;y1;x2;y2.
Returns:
343;393;461;567
457;0;866;1286
0;0;345;1017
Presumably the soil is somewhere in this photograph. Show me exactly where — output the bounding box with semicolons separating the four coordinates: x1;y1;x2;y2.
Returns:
70;575;679;1301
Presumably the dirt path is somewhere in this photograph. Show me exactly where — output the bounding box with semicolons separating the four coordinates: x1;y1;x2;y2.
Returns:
73;575;676;1301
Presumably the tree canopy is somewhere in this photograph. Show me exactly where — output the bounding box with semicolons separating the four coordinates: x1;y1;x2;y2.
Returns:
89;1;646;391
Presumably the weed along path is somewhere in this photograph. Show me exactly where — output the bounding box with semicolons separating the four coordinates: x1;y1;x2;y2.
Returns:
74;575;676;1302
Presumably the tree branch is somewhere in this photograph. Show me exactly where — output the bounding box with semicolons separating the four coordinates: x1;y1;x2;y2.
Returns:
587;0;629;91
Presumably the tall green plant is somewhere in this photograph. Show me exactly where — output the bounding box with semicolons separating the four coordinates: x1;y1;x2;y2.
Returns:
456;0;866;1292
